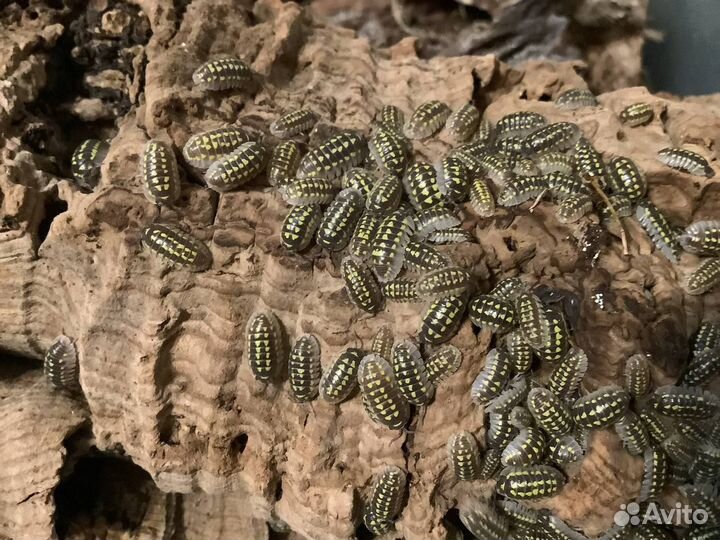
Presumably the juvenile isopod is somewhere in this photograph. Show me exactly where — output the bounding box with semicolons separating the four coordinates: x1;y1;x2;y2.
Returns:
245;311;284;381
280;204;322;252
267;140;301;187
141;223;212;271
192;57;254;91
447;431;481;481
619;102;654;127
404;100;452;139
340;255;384;314
391;340;433;405
445;102;481;142
319;347;363;404
270;109;319;138
71;139;109;190
416;266;471;300
495;465;566;500
363;466;407;534
288;334;322;402
316;189;365;251
297;132;367;180
555;88;598;109
358;354;410;430
44;335;80;392
425;345;463;385
657;147;714;178
183;126;254;169
471;349;512;405
419;294;468;345
204;141;268;192
141;139;181;206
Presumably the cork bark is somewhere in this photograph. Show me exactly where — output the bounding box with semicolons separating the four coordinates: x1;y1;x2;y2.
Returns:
0;1;718;539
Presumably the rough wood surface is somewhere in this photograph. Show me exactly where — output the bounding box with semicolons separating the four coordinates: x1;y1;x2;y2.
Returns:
0;1;718;539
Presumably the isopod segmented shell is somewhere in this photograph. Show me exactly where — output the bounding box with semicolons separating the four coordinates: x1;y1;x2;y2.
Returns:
678;220;720;256
506;331;533;373
366;174;402;216
573;137;606;181
615;411;650;455
373;105;404;134
546;172;589;201
282;177;338;205
447;431;481;481
270;109;319;138
496;465;566;500
471;348;512;405
657;147;714;178
497;174;548;207
639;447;669;502
342;168;375;198
382;278;420;303
501;427;547;466
514;156;541;177
142;223;212;271
571;385;630;429
281;204;321;252
522;122;582;155
316;188;365;251
192;57;253;91
288;334;322;402
204;141;268;192
245;311;284;381
638;408;673;445
358;354;410;430
319;347;363;404
436;156;471;203
491;277;528;302
497;500;540;530
487;411;517;449
527;387;574;436
472;117;494;145
619;102;653;127
651;385;720;418
363;465;406;535
371;326;394;362
403;240;449;272
468;294;516;333
478;152;515;185
515;293;551;350
404;100;452;139
416;266;471;300
534;307;570;362
680;348;720;386
459;503;509;540
469;176;496;217
267;140;301;187
556;193;593;224
391;340;433;405
478;447;503;479
349;211;380;259
486;376;528;415
403;161;444;211
548;347;588;397
495;111;546;139
44;335;80;392
71;139;109;190
445;103;481;142
428;227;475;244
425;345;462;385
555;88;598;109
535;151;575;176
547;435;584;465
369;128;410;177
141;139;181;206
635;200;680;262
414;205;461;240
183;126;254;169
297;132;367;180
340;255;384;314
370;209;415;282
693;320;720;356
686;258;720;295
625;353;652;398
419;294;468;345
606;156;647;202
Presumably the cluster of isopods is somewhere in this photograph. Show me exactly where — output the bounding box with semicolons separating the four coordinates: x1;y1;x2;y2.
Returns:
62;57;720;539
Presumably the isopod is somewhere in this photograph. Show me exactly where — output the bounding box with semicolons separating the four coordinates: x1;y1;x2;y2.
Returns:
141;223;212;271
358;354;410;430
44;335;80;392
245;311;284;381
288;334;322;402
192;57;253;91
270;109;319;138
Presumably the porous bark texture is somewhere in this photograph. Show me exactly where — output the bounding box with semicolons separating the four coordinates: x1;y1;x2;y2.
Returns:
0;1;718;540
311;0;649;93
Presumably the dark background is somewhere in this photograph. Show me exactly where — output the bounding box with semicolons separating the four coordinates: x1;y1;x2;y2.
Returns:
645;0;720;95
